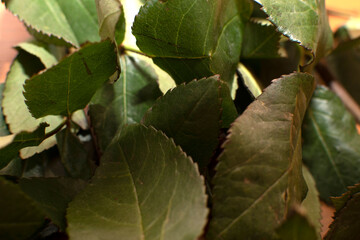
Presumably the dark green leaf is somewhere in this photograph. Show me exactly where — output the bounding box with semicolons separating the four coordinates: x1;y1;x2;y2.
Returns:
90;55;162;152
302;86;360;202
208;73;315;239
19;177;87;231
276;208;318;240
0;83;9;137
241;20;281;59
325;184;360;240
96;0;126;45
0;177;45;240
0;123;49;170
327;37;360;106
2;49;63;158
3;0;100;47
24;40;119;118
16;42;58;68
301;167;321;239
143;77;223;171
255;0;333;58
132;0;253;86
67;124;208;240
56;128;92;179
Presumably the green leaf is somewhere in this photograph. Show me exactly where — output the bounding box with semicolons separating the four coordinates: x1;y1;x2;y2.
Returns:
3;0;100;47
301;166;321;239
255;0;333;58
143;77;223;171
16;42;58;68
0;83;9;137
325;184;360;240
0;123;49;170
302;86;360;202
241;20;281;59
276;208;318;240
326;37;360;106
56;128;92;179
0;177;45;240
207;73;315;239
67;124;208;240
19;177;87;231
89;55;162;152
24;40;119;118
2;49;63;158
132;0;253;86
96;0;126;45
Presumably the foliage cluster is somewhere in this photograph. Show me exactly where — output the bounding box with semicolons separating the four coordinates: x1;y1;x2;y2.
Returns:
1;0;360;239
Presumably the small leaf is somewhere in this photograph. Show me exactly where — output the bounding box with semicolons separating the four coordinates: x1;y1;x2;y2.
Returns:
132;0;253;86
19;177;88;231
2;49;63;158
3;0;100;47
326;37;360;106
89;55;162;152
325;184;360;240
0;123;49;170
24;40;119;118
241;20;281;59
255;0;333;58
67;124;208;240
96;0;126;45
16;42;58;68
301;166;321;239
302;86;360;202
143;77;223;171
56;128;92;179
276;208;318;240
207;73;315;239
0;177;45;240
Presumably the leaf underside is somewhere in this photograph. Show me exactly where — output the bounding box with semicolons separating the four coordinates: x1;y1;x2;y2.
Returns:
67;124;208;240
208;73;315;239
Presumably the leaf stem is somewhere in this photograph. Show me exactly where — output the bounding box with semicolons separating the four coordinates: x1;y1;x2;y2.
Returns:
44;119;67;139
121;45;153;58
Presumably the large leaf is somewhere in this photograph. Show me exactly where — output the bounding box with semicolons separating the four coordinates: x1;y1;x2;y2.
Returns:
56;128;92;179
255;0;333;58
207;73;315;239
0;123;49;170
95;0;126;45
19;178;87;231
325;184;360;240
241;20;281;59
0;84;9;137
89;55;162;152
2;46;63;158
302;86;360;202
326;37;360;106
24;40;118;118
143;77;233;171
3;0;100;47
132;0;253;86
67;124;208;240
0;177;45;240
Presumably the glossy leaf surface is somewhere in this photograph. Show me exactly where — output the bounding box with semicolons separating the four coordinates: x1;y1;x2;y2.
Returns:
67;124;208;240
24;40;118;118
132;0;253;86
19;178;87;231
208;73;315;239
0;177;45;240
3;0;100;47
143;77;226;171
90;55;162;152
302;86;360;201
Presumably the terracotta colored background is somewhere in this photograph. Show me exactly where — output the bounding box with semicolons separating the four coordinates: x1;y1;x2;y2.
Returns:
0;0;360;238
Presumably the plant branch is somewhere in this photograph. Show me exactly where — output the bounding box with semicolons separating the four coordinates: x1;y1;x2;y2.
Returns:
121;45;153;58
44;119;67;139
